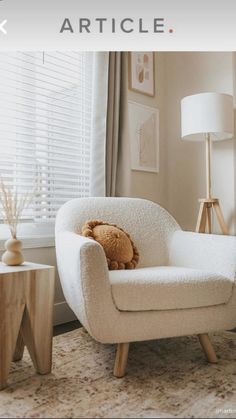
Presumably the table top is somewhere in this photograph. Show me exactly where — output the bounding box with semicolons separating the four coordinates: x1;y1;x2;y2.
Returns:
0;262;54;274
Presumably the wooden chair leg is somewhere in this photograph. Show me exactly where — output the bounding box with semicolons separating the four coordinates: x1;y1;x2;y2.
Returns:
198;333;218;364
113;343;130;378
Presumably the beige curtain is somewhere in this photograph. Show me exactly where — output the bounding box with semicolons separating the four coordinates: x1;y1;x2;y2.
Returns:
106;52;129;197
90;52;109;197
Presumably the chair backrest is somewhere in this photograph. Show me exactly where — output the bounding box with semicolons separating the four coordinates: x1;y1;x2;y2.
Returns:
56;197;180;267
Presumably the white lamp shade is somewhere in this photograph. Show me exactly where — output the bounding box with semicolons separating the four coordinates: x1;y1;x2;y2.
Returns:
181;92;234;141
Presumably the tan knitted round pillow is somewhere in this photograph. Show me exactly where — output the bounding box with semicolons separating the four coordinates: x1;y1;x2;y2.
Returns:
81;220;139;270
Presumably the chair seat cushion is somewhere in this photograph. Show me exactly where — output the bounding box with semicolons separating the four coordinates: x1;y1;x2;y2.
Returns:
109;266;233;311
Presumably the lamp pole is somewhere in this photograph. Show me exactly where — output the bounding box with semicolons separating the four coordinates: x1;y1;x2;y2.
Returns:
205;133;211;199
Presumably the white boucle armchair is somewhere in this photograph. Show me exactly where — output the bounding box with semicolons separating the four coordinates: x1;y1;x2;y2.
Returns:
55;197;236;377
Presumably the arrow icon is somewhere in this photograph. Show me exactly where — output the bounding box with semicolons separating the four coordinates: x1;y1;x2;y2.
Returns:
0;19;7;35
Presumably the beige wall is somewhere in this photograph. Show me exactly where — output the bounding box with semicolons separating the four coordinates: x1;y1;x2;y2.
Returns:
118;51;236;233
117;52;167;207
164;52;235;233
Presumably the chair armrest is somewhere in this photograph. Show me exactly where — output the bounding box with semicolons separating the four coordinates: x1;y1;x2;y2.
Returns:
169;230;236;281
55;230;118;340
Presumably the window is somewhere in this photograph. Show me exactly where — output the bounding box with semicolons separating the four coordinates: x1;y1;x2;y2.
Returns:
0;51;94;225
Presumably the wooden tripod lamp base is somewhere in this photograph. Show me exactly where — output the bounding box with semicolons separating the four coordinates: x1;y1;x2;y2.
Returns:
196;198;228;234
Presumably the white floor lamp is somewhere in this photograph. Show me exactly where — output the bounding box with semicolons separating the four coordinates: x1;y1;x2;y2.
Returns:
181;92;234;234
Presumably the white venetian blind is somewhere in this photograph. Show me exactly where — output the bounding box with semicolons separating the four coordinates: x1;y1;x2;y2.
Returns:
0;51;94;222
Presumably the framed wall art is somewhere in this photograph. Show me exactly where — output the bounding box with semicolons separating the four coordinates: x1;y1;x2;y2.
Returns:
129;52;155;97
128;101;159;173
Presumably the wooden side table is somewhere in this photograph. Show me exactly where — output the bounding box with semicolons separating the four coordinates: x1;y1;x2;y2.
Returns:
0;262;55;390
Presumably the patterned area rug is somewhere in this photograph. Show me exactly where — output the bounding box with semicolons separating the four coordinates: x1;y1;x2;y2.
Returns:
1;328;236;418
